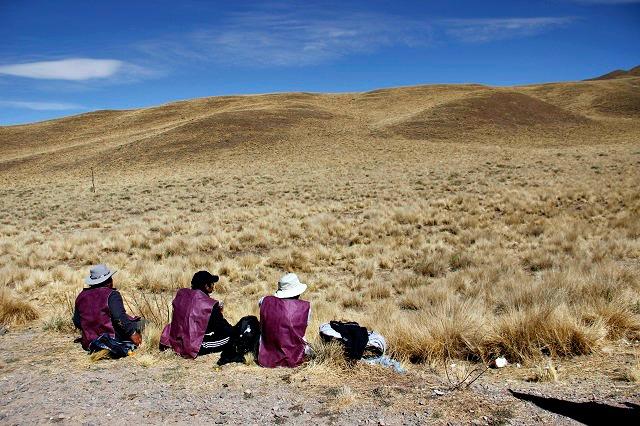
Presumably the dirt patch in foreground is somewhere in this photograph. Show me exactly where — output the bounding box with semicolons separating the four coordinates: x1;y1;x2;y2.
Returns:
1;330;638;425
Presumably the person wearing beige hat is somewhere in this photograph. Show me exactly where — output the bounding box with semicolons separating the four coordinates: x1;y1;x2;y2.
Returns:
257;273;311;368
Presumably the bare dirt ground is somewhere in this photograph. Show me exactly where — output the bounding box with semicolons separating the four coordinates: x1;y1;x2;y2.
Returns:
1;328;638;425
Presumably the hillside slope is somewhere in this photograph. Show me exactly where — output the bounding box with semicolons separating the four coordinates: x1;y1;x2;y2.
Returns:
586;65;640;81
1;77;639;180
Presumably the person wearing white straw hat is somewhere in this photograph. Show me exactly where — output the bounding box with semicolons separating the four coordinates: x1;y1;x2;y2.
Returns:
257;273;311;368
73;264;143;351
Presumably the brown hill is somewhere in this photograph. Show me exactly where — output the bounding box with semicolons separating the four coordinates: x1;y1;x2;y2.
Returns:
386;91;591;140
586;65;640;81
1;76;639;181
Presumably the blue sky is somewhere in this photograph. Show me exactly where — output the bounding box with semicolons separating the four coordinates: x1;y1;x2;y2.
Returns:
1;0;638;125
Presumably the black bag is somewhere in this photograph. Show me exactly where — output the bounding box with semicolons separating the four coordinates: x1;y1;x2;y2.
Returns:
321;320;369;361
88;333;137;359
218;315;260;365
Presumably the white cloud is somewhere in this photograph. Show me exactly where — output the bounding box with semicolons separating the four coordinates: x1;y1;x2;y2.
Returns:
0;100;84;111
137;11;575;67
441;17;574;43
0;58;127;81
138;12;429;67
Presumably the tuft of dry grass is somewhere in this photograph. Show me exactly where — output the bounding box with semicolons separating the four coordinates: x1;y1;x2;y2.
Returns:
0;288;39;326
621;354;640;383
125;292;172;327
42;311;75;333
484;305;602;361
134;354;159;368
310;340;349;370
528;360;559;382
332;385;357;410
414;255;449;278
89;349;111;362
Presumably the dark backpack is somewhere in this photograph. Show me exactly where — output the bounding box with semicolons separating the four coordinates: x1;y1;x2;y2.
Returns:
88;333;137;359
218;315;260;365
321;320;369;361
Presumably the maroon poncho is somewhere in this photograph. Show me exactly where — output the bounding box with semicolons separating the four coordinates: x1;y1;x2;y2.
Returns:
258;296;310;368
160;288;218;358
75;287;116;350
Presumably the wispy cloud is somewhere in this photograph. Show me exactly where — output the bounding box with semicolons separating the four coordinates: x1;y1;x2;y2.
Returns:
138;12;430;67
0;58;152;81
0;100;84;111
441;17;574;43
137;12;574;68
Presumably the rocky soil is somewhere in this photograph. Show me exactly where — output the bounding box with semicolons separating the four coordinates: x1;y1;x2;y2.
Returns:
1;330;638;425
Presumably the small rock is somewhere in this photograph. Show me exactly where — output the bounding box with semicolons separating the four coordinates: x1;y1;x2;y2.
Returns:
49;414;65;423
0;326;8;335
433;389;445;396
243;389;253;399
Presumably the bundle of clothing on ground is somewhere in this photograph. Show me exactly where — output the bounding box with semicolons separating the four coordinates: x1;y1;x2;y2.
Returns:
319;320;405;373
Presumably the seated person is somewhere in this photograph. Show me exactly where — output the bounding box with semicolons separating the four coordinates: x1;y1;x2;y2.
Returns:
73;264;143;351
258;273;311;368
161;271;257;364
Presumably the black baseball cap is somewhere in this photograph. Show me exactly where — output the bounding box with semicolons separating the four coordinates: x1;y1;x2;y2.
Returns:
191;271;219;289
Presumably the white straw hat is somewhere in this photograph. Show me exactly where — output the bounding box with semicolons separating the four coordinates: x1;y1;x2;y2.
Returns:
274;273;307;299
85;264;117;286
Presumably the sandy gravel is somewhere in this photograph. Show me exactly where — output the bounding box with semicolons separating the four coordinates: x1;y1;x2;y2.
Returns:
1;330;638;425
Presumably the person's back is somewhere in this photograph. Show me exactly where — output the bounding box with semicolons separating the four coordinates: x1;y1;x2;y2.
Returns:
75;286;115;350
74;264;142;351
258;273;310;368
162;286;219;358
161;270;256;364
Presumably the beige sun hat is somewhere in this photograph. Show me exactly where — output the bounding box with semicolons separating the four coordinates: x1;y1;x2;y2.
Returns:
85;264;117;286
274;273;307;299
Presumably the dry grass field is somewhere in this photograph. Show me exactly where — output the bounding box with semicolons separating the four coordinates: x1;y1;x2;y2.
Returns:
1;72;639;423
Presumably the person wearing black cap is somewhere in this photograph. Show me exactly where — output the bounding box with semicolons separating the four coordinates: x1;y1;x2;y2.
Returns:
191;271;236;355
160;271;259;364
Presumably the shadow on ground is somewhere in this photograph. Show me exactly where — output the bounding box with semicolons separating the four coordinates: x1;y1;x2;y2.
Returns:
509;389;639;425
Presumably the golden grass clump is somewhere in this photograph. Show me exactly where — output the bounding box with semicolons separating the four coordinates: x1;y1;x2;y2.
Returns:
528;360;559;383
414;255;449;278
484;306;602;361
622;354;640;382
0;288;39;326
